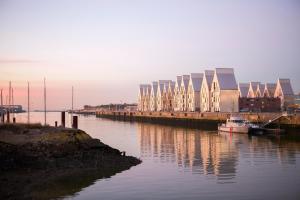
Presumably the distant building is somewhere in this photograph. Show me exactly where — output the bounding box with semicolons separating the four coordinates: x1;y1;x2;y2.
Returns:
255;83;264;97
179;75;190;111
173;76;182;111
0;105;24;113
157;80;171;111
200;70;214;112
274;78;295;110
166;81;176;111
150;82;158;111
211;68;239;112
138;85;145;111
238;83;250;98
187;73;203;112
263;83;276;97
239;97;281;112
144;85;152;111
247;82;260;98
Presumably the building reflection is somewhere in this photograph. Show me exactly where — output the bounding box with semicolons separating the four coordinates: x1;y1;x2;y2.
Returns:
137;123;238;180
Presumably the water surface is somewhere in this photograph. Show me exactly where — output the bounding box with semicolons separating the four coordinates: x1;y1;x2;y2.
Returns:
15;112;300;200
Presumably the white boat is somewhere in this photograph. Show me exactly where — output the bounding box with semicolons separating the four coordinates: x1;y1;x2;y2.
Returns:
218;116;259;134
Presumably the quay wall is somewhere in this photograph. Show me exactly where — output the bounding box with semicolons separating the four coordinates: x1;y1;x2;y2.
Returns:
95;111;300;130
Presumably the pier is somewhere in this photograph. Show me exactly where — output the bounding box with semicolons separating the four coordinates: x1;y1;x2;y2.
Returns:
95;111;300;130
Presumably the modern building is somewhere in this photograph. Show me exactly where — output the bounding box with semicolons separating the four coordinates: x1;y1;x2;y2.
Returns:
238;83;250;98
166;81;176;111
274;79;295;110
211;68;239;112
157;80;171;111
239;97;281;112
173;76;182;111
200;70;214;112
247;82;260;98
150;81;158;111
263;83;276;97
179;75;190;111
187;73;203;112
255;83;265;97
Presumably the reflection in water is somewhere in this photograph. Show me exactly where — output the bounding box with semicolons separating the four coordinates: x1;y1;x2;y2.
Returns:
138;124;238;181
138;123;300;183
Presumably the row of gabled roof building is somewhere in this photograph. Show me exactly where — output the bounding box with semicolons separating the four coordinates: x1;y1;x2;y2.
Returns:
138;68;295;113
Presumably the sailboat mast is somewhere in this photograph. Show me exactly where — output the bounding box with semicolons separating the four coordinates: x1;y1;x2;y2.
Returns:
44;78;46;125
28;82;30;124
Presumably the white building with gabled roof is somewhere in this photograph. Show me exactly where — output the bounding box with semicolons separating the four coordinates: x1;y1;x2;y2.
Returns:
238;83;250;97
211;68;239;112
173;76;182;111
150;81;158;111
179;75;190;111
144;84;152;111
274;78;295;110
247;82;260;98
157;80;171;111
187;73;203;112
166;81;175;111
263;83;276;97
200;70;214;112
255;83;264;97
138;84;145;111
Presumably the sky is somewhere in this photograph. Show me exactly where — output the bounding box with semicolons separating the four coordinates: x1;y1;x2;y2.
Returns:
0;0;299;110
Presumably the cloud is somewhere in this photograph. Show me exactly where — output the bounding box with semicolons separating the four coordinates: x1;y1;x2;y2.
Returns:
0;59;40;64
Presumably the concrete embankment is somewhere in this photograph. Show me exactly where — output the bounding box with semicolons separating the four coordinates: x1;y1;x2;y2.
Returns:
96;111;300;130
0;123;141;200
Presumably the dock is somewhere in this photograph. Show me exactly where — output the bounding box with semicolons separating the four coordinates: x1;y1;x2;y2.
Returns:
94;111;300;130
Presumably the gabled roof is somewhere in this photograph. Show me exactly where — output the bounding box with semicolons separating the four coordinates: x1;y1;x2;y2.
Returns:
145;84;152;95
238;83;250;97
175;76;182;88
250;82;260;90
264;83;276;97
204;70;214;90
158;80;170;93
190;73;203;92
151;82;158;96
277;79;294;96
139;85;144;96
168;81;176;93
181;75;190;90
256;83;264;96
215;68;238;90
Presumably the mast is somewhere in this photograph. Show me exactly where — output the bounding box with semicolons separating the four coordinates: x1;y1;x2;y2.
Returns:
8;81;11;112
44;78;46;125
0;89;3;107
71;86;73;126
12;88;14;118
28;82;30;124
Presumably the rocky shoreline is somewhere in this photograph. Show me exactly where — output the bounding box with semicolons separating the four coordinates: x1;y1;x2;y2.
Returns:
0;123;141;199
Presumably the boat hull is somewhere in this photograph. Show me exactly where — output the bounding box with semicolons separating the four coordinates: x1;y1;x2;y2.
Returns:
218;125;249;133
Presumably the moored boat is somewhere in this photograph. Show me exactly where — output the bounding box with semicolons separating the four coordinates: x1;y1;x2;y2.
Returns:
218;116;259;134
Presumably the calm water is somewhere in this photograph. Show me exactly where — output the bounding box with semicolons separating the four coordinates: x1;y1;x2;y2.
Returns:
15;112;300;200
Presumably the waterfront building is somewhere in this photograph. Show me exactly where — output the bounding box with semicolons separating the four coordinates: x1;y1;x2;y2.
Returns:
173;76;182;111
150;81;158;111
239;97;281;112
157;80;171;111
138;84;149;111
211;68;239;112
200;70;214;112
138;85;144;111
187;73;203;112
166;81;176;111
263;83;276;97
255;83;265;97
247;82;260;98
179;75;190;111
144;84;152;111
274;78;295;110
238;83;250;97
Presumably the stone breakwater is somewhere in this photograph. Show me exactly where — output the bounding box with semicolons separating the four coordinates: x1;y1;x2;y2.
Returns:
0;123;141;199
96;111;300;130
